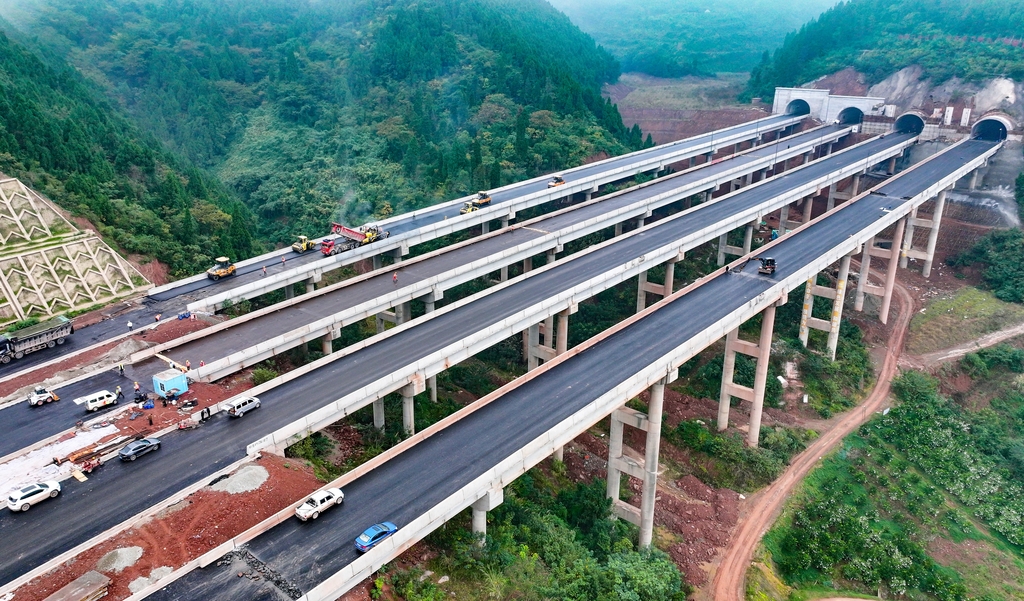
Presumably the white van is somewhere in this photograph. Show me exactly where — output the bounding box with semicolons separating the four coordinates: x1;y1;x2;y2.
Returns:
223;395;260;418
76;390;117;412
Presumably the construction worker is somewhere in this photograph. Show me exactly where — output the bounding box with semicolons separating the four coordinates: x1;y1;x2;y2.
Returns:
133;381;140;392
115;385;123;400
127;320;133;332
199;360;205;368
262;265;267;277
281;256;286;266
155;313;161;322
185;359;191;370
393;271;398;284
118;363;124;376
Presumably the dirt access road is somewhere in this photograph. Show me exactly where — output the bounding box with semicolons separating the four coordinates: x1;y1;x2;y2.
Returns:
709;281;913;601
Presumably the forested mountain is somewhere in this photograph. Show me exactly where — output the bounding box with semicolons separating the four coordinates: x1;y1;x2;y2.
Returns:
0;25;251;278
547;0;838;76
745;0;1024;99
1;0;637;245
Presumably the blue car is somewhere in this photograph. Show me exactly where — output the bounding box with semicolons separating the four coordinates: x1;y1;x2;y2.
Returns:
354;521;398;552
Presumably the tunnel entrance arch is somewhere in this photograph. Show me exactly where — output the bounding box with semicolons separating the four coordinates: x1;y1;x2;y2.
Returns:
972;115;1012;141
894;113;926;135
836;107;864;125
785;99;811;116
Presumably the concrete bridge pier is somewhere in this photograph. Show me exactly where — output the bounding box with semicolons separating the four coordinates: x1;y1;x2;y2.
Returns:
853;218;907;324
921;189;949;277
606;372;676;545
717;297;783;447
716;222;756;266
423;293;440;402
373;398;385;430
637;257;678;310
825;183;838;211
321;329;335;355
401;379;425;435
471;487;504;546
548;306;575;462
886;155;898;175
798;253;853;360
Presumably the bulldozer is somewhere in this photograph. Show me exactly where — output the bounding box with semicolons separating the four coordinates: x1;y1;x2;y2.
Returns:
291;235;318;253
206;257;236;281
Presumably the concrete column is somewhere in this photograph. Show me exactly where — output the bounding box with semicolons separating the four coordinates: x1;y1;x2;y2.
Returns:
546;248;557;265
527;323;541;371
826;183;837;211
923;190;948;278
395;302;410;325
900;206;917;269
969;168;980;190
779;204;789;233
306;277;316;294
717;234;729;266
501;216;509;229
798;276;816;347
664;260;676;296
556;309;569;355
826;255;852;360
886;156;897;175
373;255;383;271
803;195;813;223
803;151;812;165
747;303;777;448
471;488;503;547
854;237;873;312
373;399;385;430
375;314;386;334
402;386;415;435
321;330;334;355
639;379;665;548
614;222;623;237
424;298;437;403
743;223;754;254
481;221;490;234
851;172;862;196
637;270;649;312
717;327;739;431
606;413;625;501
544;315;555;349
284;284;294;300
879;218;906;325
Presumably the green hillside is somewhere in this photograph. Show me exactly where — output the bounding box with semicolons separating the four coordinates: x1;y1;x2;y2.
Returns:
547;0;839;76
0;25;249;278
2;0;638;244
745;0;1024;99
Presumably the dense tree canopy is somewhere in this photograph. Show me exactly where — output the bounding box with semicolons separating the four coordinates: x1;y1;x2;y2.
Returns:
3;0;637;246
548;0;839;76
744;0;1024;99
0;26;242;277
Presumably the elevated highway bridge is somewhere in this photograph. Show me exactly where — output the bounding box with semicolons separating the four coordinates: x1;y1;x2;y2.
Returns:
144;137;1001;600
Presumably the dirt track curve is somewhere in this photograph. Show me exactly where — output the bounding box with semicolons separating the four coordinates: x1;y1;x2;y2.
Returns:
709;280;913;601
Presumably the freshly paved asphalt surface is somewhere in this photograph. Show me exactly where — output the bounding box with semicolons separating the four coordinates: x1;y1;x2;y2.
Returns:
0;125;859;459
0;130;929;588
149;139;1001;600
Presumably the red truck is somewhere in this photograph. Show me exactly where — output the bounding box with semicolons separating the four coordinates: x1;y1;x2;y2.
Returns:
321;223;390;256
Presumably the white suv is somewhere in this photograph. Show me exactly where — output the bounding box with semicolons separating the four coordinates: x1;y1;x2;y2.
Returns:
8;481;61;512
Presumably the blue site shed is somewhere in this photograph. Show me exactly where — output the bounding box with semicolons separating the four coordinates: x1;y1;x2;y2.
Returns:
153;369;189;399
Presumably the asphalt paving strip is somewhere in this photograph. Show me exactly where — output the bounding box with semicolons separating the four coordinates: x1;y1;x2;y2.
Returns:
150;139;997;599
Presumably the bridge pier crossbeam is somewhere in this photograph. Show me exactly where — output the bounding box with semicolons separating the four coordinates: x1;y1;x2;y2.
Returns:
716;223;755;267
637;257;678;311
900;189;948;277
853;217;906;324
798;253;853;361
606;372;675;547
717;297;783;447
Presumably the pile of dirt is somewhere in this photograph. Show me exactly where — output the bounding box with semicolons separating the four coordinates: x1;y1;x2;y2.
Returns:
13;454;321;601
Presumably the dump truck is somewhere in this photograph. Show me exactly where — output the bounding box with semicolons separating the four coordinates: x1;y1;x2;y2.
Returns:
0;316;74;364
459;191;493;214
206;257;236;280
291;235;318;253
321;223;391;256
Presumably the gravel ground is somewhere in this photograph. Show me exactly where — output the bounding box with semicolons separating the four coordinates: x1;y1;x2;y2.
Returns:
211;465;269;495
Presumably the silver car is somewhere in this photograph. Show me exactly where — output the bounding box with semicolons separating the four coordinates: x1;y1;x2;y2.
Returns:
8;481;61;512
119;437;161;461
